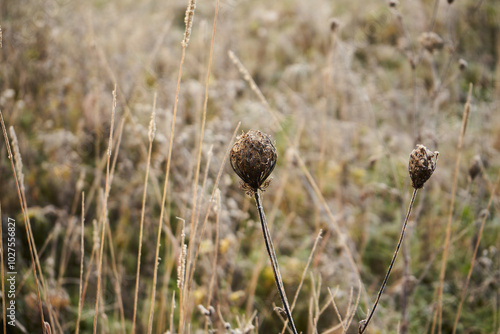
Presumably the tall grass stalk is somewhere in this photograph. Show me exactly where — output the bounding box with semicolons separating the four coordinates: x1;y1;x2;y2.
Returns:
75;193;85;334
188;122;240;298
432;83;472;334
148;1;196;331
183;0;220;327
131;94;157;334
280;230;323;334
452;170;500;333
0;111;47;330
93;86;117;333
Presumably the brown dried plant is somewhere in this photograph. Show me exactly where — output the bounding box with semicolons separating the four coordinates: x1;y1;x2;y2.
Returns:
359;144;438;334
230;130;298;334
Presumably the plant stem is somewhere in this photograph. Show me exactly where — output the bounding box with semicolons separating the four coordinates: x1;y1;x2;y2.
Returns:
254;192;298;334
359;188;418;334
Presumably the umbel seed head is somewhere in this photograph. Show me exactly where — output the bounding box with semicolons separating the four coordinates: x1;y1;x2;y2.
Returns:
409;144;439;189
230;130;277;195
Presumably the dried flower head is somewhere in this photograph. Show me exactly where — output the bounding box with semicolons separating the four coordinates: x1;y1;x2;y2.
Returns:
408;144;439;189
458;58;468;71
330;18;340;32
419;31;444;52
230;130;277;195
388;0;398;8
468;155;482;180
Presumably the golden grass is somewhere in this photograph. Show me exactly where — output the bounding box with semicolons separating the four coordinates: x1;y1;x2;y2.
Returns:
0;0;499;332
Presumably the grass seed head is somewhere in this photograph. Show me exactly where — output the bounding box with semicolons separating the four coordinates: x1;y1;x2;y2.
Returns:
409;144;439;189
230;130;277;195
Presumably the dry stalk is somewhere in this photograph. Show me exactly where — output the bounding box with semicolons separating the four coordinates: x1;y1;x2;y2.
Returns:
183;0;220;328
360;145;438;333
93;85;117;333
148;0;196;331
0;111;47;330
75;193;85;334
131;94;157;334
231;130;298;334
432;83;472;334
280;230;323;334
452;170;500;333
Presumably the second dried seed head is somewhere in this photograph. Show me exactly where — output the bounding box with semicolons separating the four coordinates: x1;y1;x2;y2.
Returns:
230;130;277;195
409;144;439;189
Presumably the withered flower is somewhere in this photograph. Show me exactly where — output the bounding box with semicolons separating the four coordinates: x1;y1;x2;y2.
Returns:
419;31;444;53
468;155;482;181
230;130;277;195
409;144;439;189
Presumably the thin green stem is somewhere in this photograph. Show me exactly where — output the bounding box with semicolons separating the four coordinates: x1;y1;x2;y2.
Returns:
254;192;298;334
359;188;418;334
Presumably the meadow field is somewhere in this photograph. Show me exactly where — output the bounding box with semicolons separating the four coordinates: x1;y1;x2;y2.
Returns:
0;0;499;332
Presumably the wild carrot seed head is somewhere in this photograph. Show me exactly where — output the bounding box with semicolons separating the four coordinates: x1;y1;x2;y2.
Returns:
409;144;439;189
230;130;277;195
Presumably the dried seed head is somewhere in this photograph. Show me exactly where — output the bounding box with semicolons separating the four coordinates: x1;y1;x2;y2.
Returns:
419;31;444;53
388;0;398;8
330;18;340;32
468;155;482;180
182;0;197;47
230;130;277;195
458;58;468;71
408;144;439;189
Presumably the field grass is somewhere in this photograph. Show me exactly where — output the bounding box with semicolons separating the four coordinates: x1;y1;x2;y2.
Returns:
0;0;499;333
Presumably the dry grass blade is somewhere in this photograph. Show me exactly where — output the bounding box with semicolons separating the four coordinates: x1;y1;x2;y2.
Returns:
93;85;117;333
148;1;196;331
280;229;323;334
75;193;85;334
0;111;47;329
452;170;500;333
131;94;157;334
183;0;220;327
432;83;473;334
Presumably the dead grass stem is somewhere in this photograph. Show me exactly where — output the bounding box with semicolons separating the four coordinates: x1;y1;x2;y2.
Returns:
131;93;157;334
75;193;85;334
93;85;117;333
452;170;500;333
0;111;47;330
432;83;472;334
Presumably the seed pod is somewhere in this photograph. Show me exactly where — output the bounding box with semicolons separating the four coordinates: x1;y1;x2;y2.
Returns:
458;58;468;71
330;18;339;32
468;155;482;180
230;130;277;195
419;31;444;53
408;144;439;189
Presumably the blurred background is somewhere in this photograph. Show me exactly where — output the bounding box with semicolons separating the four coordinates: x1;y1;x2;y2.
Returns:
0;0;499;332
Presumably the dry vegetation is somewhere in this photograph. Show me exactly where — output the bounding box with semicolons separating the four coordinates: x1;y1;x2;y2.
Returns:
0;0;499;333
